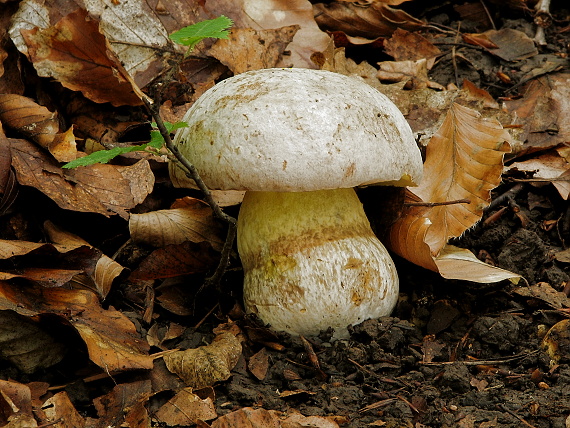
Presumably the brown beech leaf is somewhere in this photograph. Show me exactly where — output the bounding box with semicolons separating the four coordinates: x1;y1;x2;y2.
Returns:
0;283;153;372
388;103;517;282
163;331;242;389
377;58;445;90
248;347;270;381
211;407;340;428
129;241;220;281
44;221;124;298
155;388;217;426
313;2;424;40
508;150;570;200
384;28;441;64
10;139;154;219
413;103;511;253
0;380;37;427
41;392;85;428
92;381;152;427
504;74;570;154
0;268;83;288
483;28;538;61
0;310;66;373
0;94;59;148
21;9;142;106
209;26;299;74
129;197;225;251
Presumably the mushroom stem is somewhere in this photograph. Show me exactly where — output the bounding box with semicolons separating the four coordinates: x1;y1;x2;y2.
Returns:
237;188;399;338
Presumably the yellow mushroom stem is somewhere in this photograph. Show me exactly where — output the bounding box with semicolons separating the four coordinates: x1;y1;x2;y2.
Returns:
237;187;399;338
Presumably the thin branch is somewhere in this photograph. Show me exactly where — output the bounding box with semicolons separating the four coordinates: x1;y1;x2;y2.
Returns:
405;198;470;207
142;96;237;289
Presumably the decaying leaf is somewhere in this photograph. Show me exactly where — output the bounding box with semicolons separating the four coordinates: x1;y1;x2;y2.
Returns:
129;197;225;251
41;392;85;428
542;319;570;366
377;58;445;90
504;74;570;154
507;150;570;200
313;2;424;40
129;241;220;281
383;28;441;65
0;310;65;373
0;94;59;148
209;26;299;74
155;388;217;426
211;407;340;428
164;331;242;389
11;139;154;219
21;9;143;106
44;221;124;298
483;28;538;61
92;381;152;427
514;282;570;309
0;380;38;427
0;283;153;372
388;103;517;282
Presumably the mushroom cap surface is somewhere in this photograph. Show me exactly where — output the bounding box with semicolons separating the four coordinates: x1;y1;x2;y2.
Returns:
171;68;423;191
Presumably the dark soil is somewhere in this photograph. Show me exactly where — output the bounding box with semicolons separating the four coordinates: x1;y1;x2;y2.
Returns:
1;1;570;427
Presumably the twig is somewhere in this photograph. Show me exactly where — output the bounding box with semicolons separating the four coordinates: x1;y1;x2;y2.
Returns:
486;183;525;211
498;404;538;428
420;350;539;366
479;0;496;30
142;97;237;290
405;198;470;207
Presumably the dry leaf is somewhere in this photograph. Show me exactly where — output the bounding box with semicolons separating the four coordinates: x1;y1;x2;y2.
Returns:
41;392;85;428
377;58;445;90
0;268;84;288
21;9;142;106
514;282;570;309
508;151;570;199
11;139;154;219
211;407;340;428
248;347;269;381
92;381;152;427
383;28;441;64
0;380;36;427
163;331;242;389
313;2;424;39
209;26;299;74
0;310;65;373
129;241;220;281
0;94;59;148
413;103;510;254
388;103;515;282
129;198;225;251
235;0;330;68
44;221;124;298
504;74;570;154
155;388;217;426
435;245;521;283
483;28;538;61
0;283;153;372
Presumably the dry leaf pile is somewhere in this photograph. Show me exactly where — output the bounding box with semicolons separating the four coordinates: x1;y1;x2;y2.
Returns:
0;0;569;426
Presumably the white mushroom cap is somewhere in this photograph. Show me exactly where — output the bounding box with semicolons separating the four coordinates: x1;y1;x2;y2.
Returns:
170;68;422;191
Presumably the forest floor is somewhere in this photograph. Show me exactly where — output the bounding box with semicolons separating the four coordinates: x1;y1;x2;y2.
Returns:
0;0;569;427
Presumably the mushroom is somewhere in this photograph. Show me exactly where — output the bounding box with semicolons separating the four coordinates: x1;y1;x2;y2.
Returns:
170;68;423;339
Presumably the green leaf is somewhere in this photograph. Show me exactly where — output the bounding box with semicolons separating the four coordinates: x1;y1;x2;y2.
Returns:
62;145;149;169
148;121;187;149
63;121;188;168
169;16;233;50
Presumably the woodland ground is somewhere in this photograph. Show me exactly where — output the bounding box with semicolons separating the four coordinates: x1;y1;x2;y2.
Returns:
0;0;570;427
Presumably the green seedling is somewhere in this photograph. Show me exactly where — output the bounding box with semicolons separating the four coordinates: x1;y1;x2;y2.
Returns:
63;15;233;169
